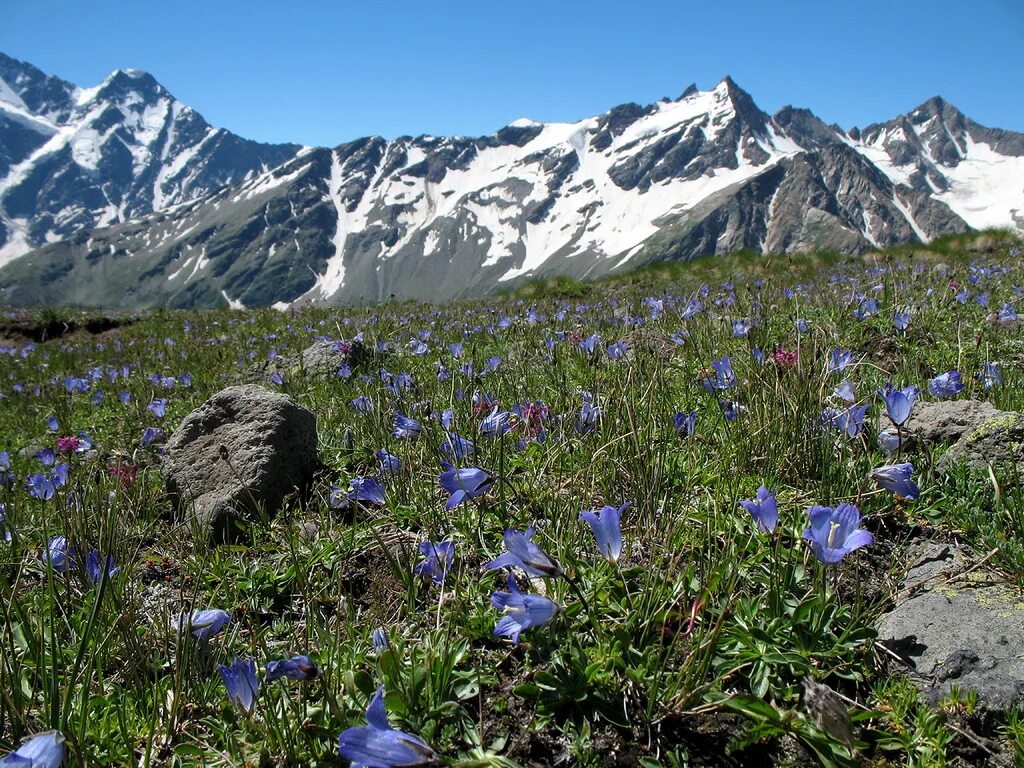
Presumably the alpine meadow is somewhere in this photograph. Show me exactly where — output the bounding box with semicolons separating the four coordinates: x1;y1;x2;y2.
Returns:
3;9;1024;767
3;230;1024;766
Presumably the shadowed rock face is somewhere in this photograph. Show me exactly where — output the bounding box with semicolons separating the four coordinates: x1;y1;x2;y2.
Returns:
162;385;319;543
3;53;1021;309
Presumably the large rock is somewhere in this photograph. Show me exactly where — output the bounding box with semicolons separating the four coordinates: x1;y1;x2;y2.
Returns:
938;411;1024;475
163;385;319;542
877;543;1024;711
883;399;1005;445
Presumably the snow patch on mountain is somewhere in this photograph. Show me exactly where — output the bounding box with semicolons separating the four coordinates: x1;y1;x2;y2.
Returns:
932;135;1024;231
0;74;28;112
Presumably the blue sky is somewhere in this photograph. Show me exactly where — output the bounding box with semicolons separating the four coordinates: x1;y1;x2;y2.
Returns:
3;0;1022;146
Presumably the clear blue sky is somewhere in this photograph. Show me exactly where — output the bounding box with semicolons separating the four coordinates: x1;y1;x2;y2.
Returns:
2;0;1022;147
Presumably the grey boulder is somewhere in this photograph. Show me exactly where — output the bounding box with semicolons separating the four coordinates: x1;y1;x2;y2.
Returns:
297;339;373;376
877;543;1024;712
163;385;319;542
883;399;1005;445
250;339;375;382
938;411;1024;475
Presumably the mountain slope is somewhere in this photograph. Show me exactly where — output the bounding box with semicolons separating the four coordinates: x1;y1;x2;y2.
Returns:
850;97;1024;233
0;55;1021;309
0;53;301;266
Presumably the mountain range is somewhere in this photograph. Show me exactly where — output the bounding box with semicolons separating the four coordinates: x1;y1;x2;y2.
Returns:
1;51;1021;308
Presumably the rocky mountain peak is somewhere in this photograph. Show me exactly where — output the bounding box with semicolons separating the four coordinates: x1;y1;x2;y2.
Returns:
0;52;77;121
772;106;842;149
0;53;1022;310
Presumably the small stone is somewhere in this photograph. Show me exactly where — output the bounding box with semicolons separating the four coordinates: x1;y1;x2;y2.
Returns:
296;339;373;377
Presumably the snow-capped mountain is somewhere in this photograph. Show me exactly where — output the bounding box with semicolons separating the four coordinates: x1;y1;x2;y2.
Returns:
1;53;1021;309
0;52;300;267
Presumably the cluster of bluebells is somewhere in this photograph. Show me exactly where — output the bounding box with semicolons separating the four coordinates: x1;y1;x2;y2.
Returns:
170;608;319;720
737;485;884;564
41;534;120;585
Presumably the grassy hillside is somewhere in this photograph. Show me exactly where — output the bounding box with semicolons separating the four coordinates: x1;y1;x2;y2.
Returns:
0;232;1022;766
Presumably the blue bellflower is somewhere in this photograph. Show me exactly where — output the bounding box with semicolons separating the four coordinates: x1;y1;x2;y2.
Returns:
490;575;560;645
414;540;455;585
577;334;601;356
375;450;402;473
351;395;373;413
440;432;476;460
371;627;389;653
438;463;494;509
0;731;65;768
579;503;626;564
979;362;1002;389
673;411;697;438
928;371;964;399
175;608;231;640
0;506;11;544
0;451;12;488
42;535;74;573
606;340;630;359
828;349;853;375
829;403;870;439
719;399;743;421
832;380;856;403
338;686;436;768
880;384;918;426
738;486;778;533
484;527;562;578
85;550;120;585
702;357;736;392
265;655;319;682
870;463;920;500
218;657;261;716
802;504;873;564
347;477;386;506
479;407;515;438
27;463;69;501
732;319;752;337
392;412;422;439
575;393;601;435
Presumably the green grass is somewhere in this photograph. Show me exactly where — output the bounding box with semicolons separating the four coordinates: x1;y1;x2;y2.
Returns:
0;232;1022;766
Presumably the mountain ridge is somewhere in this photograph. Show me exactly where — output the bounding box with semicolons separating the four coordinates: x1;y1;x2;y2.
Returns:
0;52;1021;309
0;52;302;267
